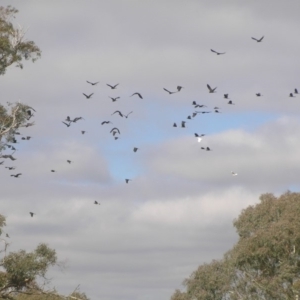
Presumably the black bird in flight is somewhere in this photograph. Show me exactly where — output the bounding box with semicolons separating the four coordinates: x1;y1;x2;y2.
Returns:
1;154;16;161
112;111;123;117
201;147;211;151
81;131;86;134
83;93;94;99
67;160;71;164
110;127;120;135
101;121;112;125
194;104;207;108
109;97;120;102
256;93;262;97
133;147;138;152
181;121;186;128
295;89;298;94
207;84;217;93
163;88;177;94
125;179;132;183
5;233;9;238
210;49;225;55
87;81;99;85
29;212;35;217
214;109;221;113
94;201;100;205
51;170;55;172
228;100;235;105
224;94;229;99
11;173;21;177
107;83;119;89
252;36;264;42
289;93;295;97
62;121;71;127
73;117;84;123
124;111;133;118
177;86;183;91
173;123;177;127
0;161;4;165
131;92;143;99
21;136;31;140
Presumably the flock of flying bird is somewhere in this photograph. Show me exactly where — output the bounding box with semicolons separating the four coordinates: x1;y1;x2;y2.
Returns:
0;35;299;225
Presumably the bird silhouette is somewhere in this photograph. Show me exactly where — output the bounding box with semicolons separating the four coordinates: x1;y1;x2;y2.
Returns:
125;179;132;183
295;89;298;94
11;173;22;178
207;84;217;93
177;86;183;91
81;131;86;134
94;201;100;205
51;170;55;172
256;93;262;97
29;212;35;217
83;93;94;99
289;93;295;97
109;97;120;102
224;94;229;99
107;83;119;89
5;166;15;170
181;121;186;128
124;111;133;118
173;123;177;127
112;111;123;117
210;49;225;55
86;81;99;85
163;88;177;94
131;92;143;99
5;233;9;238
133;147;138;152
1;154;16;161
62;121;71;127
228;100;234;105
110;127;120;135
101;121;112;125
252;36;264;42
67;160;71;164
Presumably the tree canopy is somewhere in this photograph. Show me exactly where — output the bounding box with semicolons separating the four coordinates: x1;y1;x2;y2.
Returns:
171;191;300;300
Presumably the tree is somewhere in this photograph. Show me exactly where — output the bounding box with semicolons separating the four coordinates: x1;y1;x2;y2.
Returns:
171;191;300;299
0;5;41;75
0;5;40;156
0;215;89;300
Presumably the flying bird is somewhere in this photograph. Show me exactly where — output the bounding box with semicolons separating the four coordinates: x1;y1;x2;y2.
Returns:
163;88;177;95
251;36;264;42
83;93;94;99
289;93;295;97
5;166;15;170
51;170;55;172
256;93;262;97
94;201;100;205
81;131;86;134
109;97;120;102
107;83;119;89
67;160;71;164
101;121;112;125
201;147;211;151
133;147;138;152
29;212;35;217
124;111;133;118
181;121;186;128
207;84;217;93
73;117;84;123
110;127;120;135
5;233;9;238
228;100;235;105
112;110;123;117
131;92;143;99
1;155;16;161
210;49;225;55
62;121;71;127
173;123;177;127
177;86;183;91
86;81;99;85
295;89;298;94
11;173;22;178
125;179;132;183
21;136;31;140
224;94;229;99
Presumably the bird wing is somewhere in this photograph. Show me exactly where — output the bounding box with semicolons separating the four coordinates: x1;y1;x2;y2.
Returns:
258;36;264;42
163;88;171;93
211;49;217;53
207;84;212;92
251;37;258;41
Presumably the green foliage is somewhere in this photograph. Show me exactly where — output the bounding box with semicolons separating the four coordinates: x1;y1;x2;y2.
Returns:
0;5;41;75
171;191;300;299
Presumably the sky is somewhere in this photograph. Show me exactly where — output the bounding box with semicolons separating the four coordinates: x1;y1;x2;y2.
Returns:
1;1;300;299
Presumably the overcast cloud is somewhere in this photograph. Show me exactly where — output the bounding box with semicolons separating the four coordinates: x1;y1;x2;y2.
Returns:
1;1;300;299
